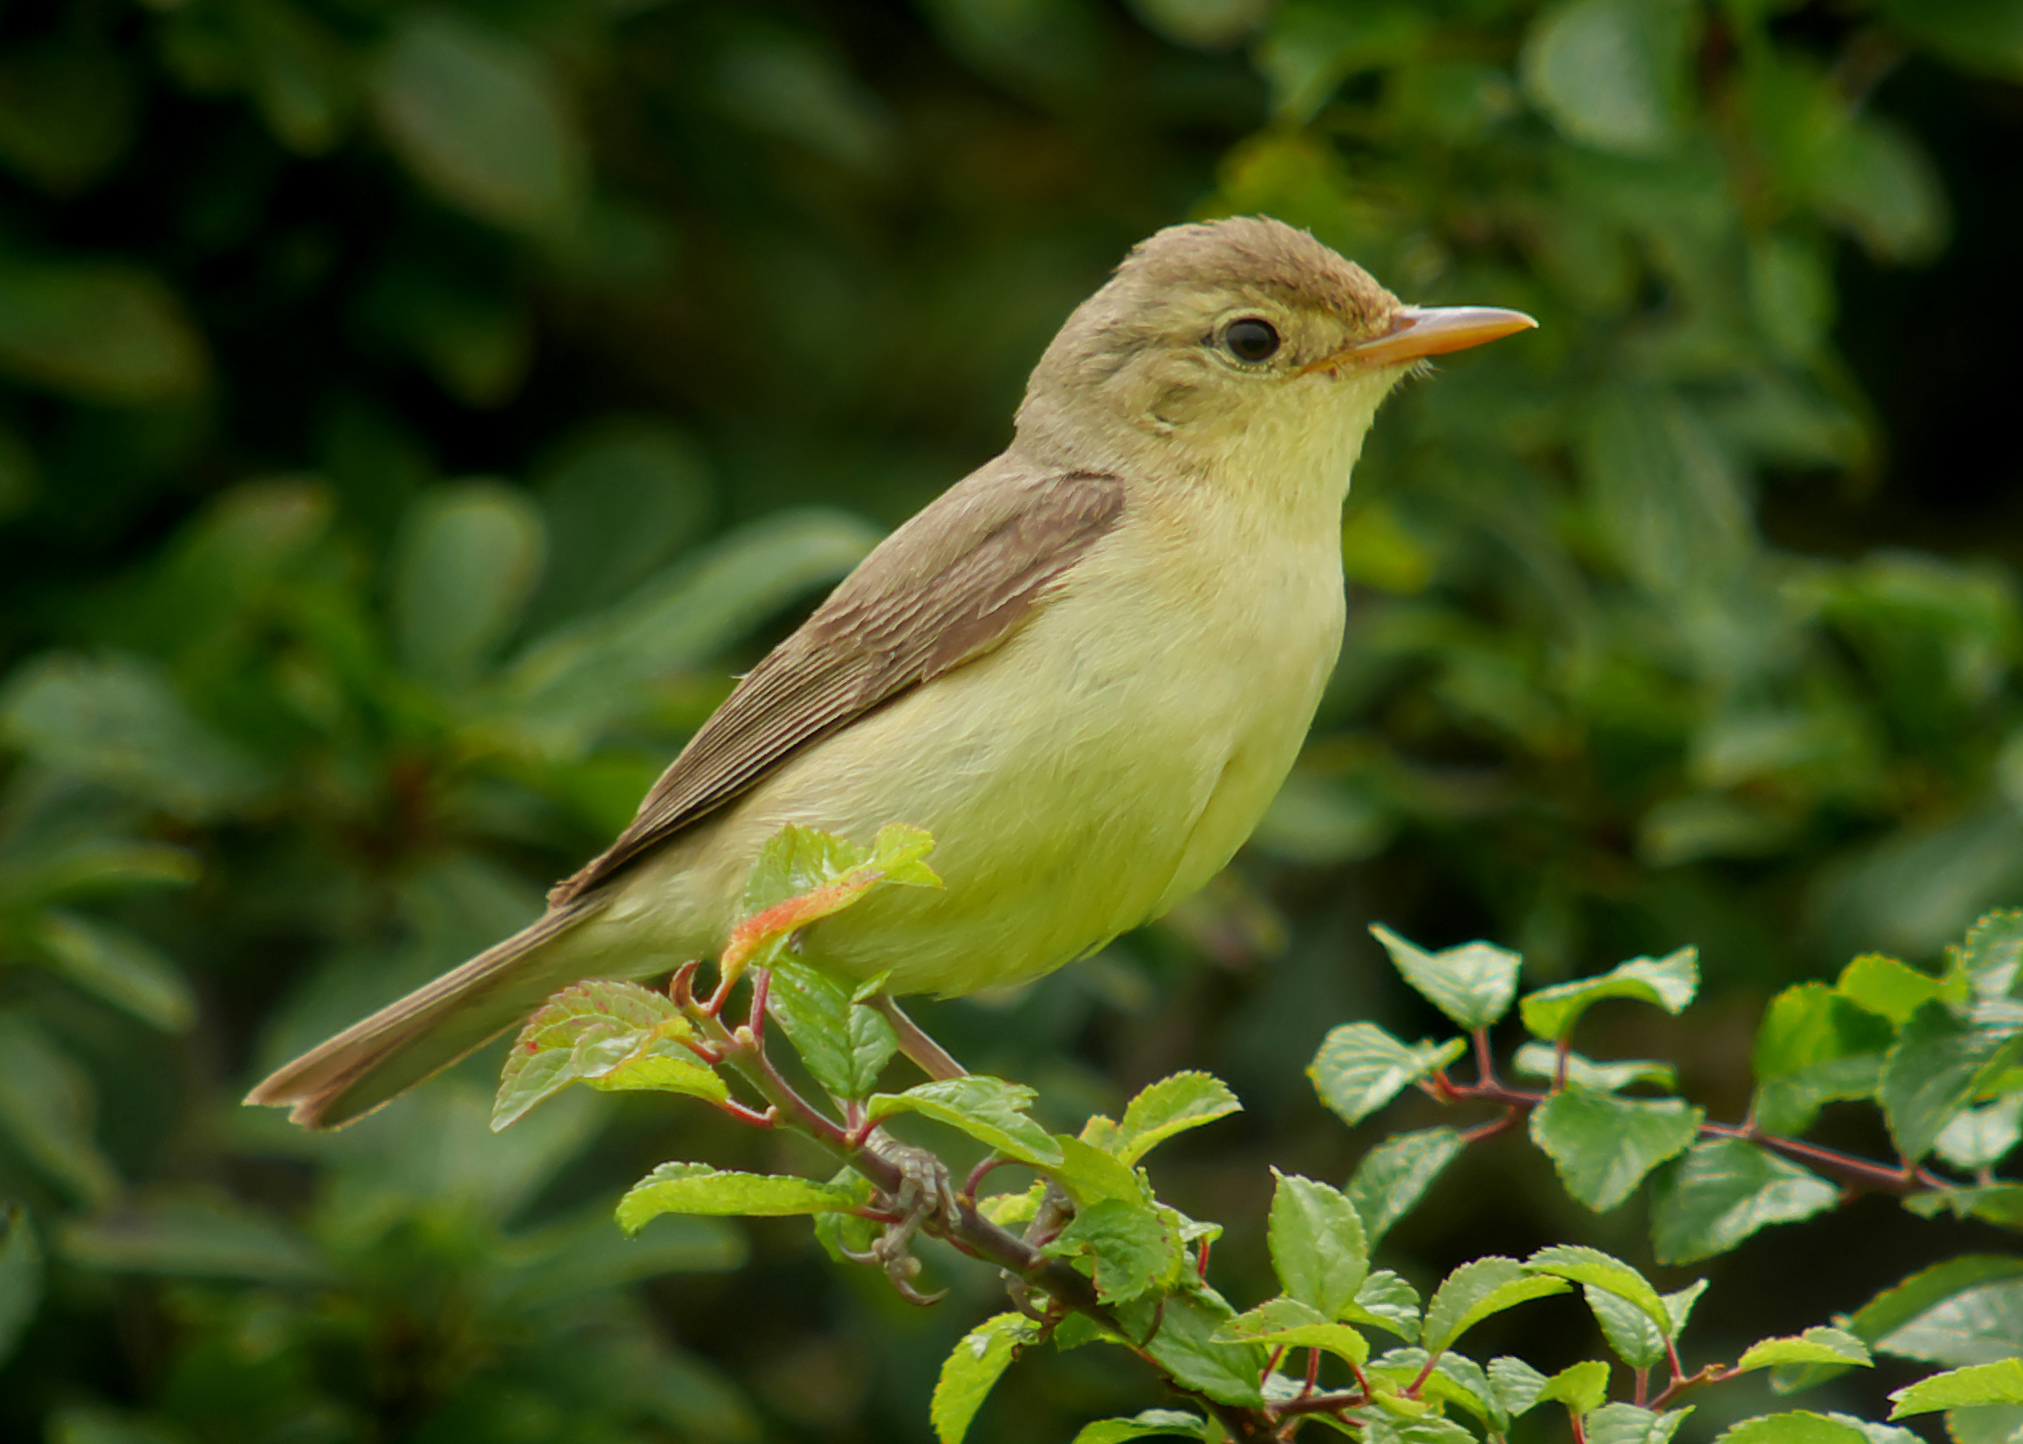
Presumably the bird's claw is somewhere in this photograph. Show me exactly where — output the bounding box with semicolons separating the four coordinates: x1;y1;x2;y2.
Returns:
841;1132;958;1306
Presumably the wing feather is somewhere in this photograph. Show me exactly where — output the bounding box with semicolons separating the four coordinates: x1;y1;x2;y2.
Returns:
547;464;1127;905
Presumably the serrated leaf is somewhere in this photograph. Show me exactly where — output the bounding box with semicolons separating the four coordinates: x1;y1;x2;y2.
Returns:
1527;1245;1669;1332
0;1205;43;1367
1837;954;1947;1027
1310;1025;1466;1125
867;1076;1063;1167
1119;1287;1267;1407
1365;1417;1477;1444
1876;1274;2023;1370
1934;1094;2023;1172
1944;1404;2023;1444
1648;1140;1838;1264
1514;1044;1678;1093
1892;1361;2023;1418
1346;1269;1423;1341
1954;912;2023;1002
932;1312;1039;1444
1717;1413;1877;1444
1489;1355;1552;1418
1348;1126;1467;1245
1520;949;1699;1041
978;1183;1044;1230
1589;1404;1695;1444
1069;1410;1207;1444
1906;1185;2023;1230
1530;1088;1702;1211
1369;1349;1503;1425
728;823;942;976
493;980;725;1131
1112;1072;1241;1164
1739;1328;1872;1372
1369;924;1522;1030
1538;1360;1613;1417
1751;982;1896;1133
1269;1170;1368;1319
1051;1136;1149;1207
764;959;897;1102
1880;1000;2017;1162
1043;1198;1179;1304
1848;1256;2023;1365
1423;1256;1570;1355
1212;1297;1371;1363
615;1163;858;1230
1586;1279;1708;1371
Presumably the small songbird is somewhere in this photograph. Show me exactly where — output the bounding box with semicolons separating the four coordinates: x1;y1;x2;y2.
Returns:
248;215;1534;1128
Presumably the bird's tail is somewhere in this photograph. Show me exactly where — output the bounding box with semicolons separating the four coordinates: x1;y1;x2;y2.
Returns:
245;899;613;1130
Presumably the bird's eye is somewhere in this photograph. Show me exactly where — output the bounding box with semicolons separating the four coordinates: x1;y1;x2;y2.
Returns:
1221;317;1281;363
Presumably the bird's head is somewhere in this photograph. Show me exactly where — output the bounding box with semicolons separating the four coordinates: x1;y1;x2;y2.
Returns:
1014;215;1535;494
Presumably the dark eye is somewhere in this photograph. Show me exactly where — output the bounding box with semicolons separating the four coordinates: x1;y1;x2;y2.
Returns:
1222;317;1281;363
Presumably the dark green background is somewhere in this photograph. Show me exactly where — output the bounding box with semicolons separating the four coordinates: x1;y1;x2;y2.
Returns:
0;0;2019;1440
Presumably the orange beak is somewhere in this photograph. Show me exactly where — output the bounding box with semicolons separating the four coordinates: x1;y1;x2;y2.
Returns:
1301;304;1538;374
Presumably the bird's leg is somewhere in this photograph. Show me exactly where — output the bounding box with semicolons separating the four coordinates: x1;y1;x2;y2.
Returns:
838;1127;961;1305
871;994;968;1080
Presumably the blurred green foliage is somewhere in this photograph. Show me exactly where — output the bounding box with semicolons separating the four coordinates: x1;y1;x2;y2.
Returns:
0;0;2018;1440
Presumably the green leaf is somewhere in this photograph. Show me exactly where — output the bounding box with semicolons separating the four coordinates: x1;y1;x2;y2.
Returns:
1069;1410;1208;1444
0;40;135;192
1489;1355;1552;1418
1904;1185;2023;1229
1537;1359;1612;1417
931;1312;1039;1444
765;959;898;1102
1837;954;1945;1027
1586;1279;1707;1371
1530;1089;1702;1211
1348;1126;1467;1245
1955;911;2023;1002
1880;999;2016;1162
1520;948;1699;1042
1211;1297;1370;1364
1755;984;1898;1081
392;483;546;683
1344;1269;1422;1342
1519;0;1696;155
0;1015;117;1206
1369;924;1522;1029
1310;1024;1466;1125
1268;1169;1368;1319
1738;1328;1872;1372
1051;1136;1150;1208
1812;113;1948;264
58;1196;324;1283
1525;1245;1669;1334
32;912;195;1031
867;1076;1063;1168
1043;1198;1179;1304
493;980;725;1131
0;257;206;403
0;1205;42;1367
730;823;943;974
1;653;268;818
1716;1413;1882;1444
1868;1274;2023;1368
615;1163;859;1229
1588;1404;1696;1444
1514;1044;1678;1093
1892;1360;2023;1418
1648;1140;1839;1264
1364;1418;1477;1444
1943;1405;2023;1444
1120;1287;1267;1407
370;12;585;230
1423;1257;1570;1356
1874;0;2023;83
1111;1072;1241;1164
1935;1093;2023;1172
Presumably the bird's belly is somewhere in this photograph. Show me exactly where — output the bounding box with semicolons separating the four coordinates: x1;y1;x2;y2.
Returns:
603;529;1345;996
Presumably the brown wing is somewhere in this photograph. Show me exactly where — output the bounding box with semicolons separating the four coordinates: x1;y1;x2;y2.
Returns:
547;463;1127;905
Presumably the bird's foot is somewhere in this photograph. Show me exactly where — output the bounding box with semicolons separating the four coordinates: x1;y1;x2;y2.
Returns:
839;1130;959;1305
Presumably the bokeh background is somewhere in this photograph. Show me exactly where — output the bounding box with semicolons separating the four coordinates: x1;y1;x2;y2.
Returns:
0;0;2019;1440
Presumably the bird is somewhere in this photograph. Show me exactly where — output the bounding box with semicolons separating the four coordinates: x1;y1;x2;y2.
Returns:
247;214;1535;1129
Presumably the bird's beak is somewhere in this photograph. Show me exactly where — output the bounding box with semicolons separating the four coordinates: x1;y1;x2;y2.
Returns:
1301;305;1538;374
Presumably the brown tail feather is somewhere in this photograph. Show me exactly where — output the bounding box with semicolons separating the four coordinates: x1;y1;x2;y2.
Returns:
245;900;609;1130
